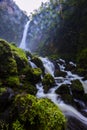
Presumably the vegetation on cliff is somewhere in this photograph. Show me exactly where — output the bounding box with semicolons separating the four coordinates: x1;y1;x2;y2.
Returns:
0;39;66;130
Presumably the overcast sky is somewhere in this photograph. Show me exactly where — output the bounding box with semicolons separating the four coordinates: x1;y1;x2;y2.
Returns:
14;0;48;15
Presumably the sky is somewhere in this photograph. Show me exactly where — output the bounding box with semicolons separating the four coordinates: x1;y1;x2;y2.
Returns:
13;0;49;15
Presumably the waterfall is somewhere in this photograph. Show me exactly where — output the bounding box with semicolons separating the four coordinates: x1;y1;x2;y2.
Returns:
36;58;87;125
40;57;55;77
19;20;30;50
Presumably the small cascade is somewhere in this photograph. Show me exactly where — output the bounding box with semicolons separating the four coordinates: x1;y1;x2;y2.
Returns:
19;20;30;50
39;57;55;77
29;61;37;68
36;57;87;127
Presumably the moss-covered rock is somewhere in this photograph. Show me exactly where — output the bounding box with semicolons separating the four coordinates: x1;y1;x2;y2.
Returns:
19;82;37;95
22;67;42;84
0;39;18;86
70;79;84;99
55;84;70;95
6;76;20;87
14;94;66;130
42;73;55;93
31;56;44;73
10;43;29;74
55;84;74;105
12;120;24;130
0;120;9;130
54;70;67;77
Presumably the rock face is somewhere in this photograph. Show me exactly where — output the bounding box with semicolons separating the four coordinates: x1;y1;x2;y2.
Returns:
27;0;87;63
0;0;28;45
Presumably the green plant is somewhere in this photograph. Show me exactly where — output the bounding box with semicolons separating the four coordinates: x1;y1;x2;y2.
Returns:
12;120;24;130
14;94;66;130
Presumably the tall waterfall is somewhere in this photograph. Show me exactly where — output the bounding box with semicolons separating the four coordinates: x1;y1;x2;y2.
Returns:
19;20;30;50
19;21;87;129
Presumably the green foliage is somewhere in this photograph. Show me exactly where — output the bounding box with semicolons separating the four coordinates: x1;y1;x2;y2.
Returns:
12;120;24;130
31;56;44;72
6;76;20;87
10;44;28;62
71;79;84;91
42;73;55;93
42;73;55;86
15;94;66;130
32;68;42;76
0;87;7;95
0;120;8;130
77;48;87;69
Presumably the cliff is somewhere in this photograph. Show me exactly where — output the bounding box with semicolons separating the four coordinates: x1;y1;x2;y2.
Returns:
0;0;28;45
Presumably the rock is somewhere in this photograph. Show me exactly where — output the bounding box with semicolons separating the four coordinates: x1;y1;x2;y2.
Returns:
0;0;28;45
65;62;76;72
14;94;66;130
70;79;84;99
42;73;55;93
31;56;45;73
54;69;67;77
55;84;70;95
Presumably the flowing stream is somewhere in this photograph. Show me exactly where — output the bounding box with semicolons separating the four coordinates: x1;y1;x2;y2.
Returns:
19;21;87;130
36;58;87;126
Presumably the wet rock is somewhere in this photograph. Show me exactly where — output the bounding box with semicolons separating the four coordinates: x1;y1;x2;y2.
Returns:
54;69;67;77
70;79;84;99
42;73;55;93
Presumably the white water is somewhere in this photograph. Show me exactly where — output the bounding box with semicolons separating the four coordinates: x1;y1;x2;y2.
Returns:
19;21;87;126
39;57;55;77
19;20;30;50
36;58;87;125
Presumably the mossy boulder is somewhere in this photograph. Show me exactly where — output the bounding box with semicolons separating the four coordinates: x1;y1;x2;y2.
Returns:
10;43;29;74
42;73;55;93
0;39;18;77
0;39;39;93
23;67;42;84
14;94;66;130
19;82;37;95
0;87;14;112
55;84;74;105
77;48;87;69
70;79;84;99
55;84;70;95
31;56;44;73
54;70;67;77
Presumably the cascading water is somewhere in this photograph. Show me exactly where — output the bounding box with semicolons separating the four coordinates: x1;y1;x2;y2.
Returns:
19;20;87;130
39;57;55;77
19;20;30;50
36;57;87;128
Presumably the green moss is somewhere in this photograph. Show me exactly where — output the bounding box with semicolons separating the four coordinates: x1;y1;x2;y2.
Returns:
0;87;7;95
71;79;84;99
71;79;84;91
22;67;42;84
8;58;18;75
32;68;42;76
14;94;66;130
12;120;24;130
6;76;20;87
10;44;28;62
42;74;55;93
77;48;87;69
0;120;8;130
48;54;59;60
31;56;44;72
19;82;37;95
